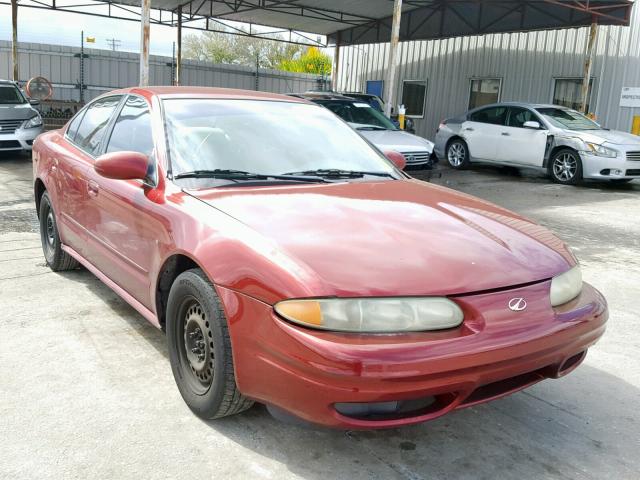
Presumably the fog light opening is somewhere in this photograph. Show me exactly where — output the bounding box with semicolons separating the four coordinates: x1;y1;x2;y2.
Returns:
600;169;610;176
334;394;456;421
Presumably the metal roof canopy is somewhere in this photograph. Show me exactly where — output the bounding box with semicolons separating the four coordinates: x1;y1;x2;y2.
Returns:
106;0;633;46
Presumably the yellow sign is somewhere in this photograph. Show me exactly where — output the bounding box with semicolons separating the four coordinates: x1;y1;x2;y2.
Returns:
632;116;640;136
86;37;96;43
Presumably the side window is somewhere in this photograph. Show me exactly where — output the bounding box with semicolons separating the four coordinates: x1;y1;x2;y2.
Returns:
507;108;540;128
469;107;508;126
74;96;122;156
106;96;154;157
66;110;86;141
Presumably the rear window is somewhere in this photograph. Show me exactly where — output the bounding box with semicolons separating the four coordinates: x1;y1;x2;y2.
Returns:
0;84;26;105
469;106;508;125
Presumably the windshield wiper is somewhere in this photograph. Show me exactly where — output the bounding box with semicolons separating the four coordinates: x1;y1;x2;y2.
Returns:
282;169;395;179
173;169;329;183
356;125;388;131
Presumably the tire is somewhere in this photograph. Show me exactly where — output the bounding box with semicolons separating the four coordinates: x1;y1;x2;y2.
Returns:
166;268;253;420
446;138;470;169
549;148;583;185
39;191;79;271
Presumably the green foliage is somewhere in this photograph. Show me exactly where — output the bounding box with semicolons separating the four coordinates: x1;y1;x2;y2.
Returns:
278;47;332;75
182;30;331;75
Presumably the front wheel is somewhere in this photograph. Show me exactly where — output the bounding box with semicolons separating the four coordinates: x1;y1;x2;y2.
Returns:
549;149;583;185
166;268;253;420
446;139;470;169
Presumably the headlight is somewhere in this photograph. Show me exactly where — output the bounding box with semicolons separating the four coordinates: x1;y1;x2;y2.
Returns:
274;297;464;333
584;142;617;158
23;115;43;129
550;265;583;307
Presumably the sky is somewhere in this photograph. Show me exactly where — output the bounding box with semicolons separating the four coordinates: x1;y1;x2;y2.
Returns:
1;5;200;57
0;4;329;59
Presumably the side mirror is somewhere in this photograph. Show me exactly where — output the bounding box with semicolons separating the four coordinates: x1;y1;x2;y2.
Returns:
94;151;149;181
384;150;406;170
28;98;40;106
523;120;541;130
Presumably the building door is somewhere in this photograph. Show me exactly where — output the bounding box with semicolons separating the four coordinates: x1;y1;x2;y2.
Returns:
366;80;384;100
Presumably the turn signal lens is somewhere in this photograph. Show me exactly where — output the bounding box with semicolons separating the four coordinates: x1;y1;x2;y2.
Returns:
275;297;464;333
550;265;583;307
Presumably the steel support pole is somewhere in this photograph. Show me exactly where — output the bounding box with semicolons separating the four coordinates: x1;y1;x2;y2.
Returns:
331;32;341;91
139;0;151;86
11;0;18;82
383;0;402;117
176;5;182;86
581;22;598;114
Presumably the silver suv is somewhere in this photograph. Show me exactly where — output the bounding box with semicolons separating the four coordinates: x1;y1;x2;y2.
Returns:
0;79;44;153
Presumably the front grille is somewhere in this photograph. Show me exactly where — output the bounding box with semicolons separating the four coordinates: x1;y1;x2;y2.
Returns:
0;140;21;149
626;151;640;161
400;151;431;163
625;169;640;176
0;119;23;134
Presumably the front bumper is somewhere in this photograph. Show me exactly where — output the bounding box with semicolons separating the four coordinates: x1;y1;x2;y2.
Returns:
0;126;43;151
218;281;607;429
580;151;640;180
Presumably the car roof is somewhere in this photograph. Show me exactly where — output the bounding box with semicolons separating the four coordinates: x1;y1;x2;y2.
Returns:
292;91;355;101
106;86;312;104
0;79;18;86
471;102;567;111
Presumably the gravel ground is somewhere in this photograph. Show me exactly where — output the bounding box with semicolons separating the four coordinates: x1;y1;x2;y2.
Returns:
1;152;638;480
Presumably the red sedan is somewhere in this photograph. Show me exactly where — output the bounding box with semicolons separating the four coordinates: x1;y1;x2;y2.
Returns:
32;87;607;429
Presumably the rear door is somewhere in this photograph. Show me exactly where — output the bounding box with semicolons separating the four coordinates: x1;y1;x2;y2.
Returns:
462;106;508;161
56;96;123;255
496;107;548;166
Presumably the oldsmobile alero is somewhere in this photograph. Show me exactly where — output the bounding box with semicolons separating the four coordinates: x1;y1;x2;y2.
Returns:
32;87;607;429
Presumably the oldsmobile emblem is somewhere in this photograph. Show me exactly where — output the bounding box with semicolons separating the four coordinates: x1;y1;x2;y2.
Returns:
508;297;527;312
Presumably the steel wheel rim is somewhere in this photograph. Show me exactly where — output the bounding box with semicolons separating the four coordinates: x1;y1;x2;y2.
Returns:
448;143;465;166
553;153;577;181
46;211;55;248
179;297;214;394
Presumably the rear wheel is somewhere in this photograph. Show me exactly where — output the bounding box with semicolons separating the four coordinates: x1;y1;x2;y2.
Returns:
549;148;583;185
446;139;470;169
39;191;79;271
166;268;253;419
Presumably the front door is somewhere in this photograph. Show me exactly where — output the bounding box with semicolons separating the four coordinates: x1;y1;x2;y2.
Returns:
83;95;163;309
496;107;548;166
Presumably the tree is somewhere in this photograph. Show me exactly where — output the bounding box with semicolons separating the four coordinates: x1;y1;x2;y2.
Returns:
278;47;332;75
182;29;332;75
182;30;305;70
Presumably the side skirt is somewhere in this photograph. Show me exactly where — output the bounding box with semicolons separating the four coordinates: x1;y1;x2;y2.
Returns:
62;243;162;329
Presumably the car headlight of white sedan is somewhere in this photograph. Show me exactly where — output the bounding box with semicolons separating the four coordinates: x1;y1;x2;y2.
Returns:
584;142;618;158
550;265;583;306
275;297;464;333
23;115;43;129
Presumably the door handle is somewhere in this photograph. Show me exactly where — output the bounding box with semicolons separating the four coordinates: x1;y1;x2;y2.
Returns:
501;132;510;136
464;127;474;132
87;180;100;196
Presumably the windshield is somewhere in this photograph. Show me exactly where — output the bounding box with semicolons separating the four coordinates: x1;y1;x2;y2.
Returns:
0;84;26;105
163;99;397;179
318;101;397;130
536;107;601;131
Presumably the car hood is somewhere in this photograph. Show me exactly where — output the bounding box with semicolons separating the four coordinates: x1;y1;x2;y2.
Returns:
355;128;434;153
0;103;38;121
567;129;640;146
189;180;575;298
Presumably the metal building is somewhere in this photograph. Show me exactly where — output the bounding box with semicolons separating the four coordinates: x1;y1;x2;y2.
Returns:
335;5;640;140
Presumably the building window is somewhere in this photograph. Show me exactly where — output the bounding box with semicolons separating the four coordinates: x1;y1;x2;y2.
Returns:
553;78;594;112
468;78;502;110
401;80;427;117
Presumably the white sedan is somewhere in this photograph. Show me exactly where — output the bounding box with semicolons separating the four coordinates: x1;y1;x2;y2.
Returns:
434;102;640;184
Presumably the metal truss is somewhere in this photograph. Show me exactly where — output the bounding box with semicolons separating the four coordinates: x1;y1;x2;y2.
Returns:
0;0;328;47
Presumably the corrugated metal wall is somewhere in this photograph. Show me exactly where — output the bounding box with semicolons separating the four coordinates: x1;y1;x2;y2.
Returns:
336;5;640;140
0;40;325;102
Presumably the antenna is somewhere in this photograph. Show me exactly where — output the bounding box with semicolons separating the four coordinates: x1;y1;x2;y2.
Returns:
106;38;121;51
